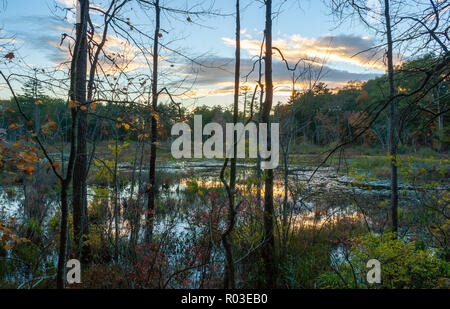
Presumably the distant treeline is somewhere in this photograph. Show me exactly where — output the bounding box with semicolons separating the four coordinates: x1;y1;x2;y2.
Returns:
284;54;448;151
1;55;448;151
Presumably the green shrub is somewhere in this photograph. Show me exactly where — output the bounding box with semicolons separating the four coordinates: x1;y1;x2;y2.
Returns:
319;232;449;289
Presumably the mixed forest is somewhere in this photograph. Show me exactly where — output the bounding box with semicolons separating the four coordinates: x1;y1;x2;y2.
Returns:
0;0;449;289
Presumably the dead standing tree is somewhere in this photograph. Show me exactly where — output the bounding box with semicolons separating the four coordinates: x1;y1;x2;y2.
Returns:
383;0;399;235
71;0;131;263
261;0;276;288
146;0;160;243
72;0;89;264
220;0;240;289
329;0;403;235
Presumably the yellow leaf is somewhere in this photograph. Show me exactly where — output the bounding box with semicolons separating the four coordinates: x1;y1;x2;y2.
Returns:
69;100;78;109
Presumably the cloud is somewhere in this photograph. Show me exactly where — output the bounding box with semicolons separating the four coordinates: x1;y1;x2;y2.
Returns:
223;33;385;70
3;15;72;63
4;14;149;73
173;33;385;100
4;12;383;102
55;0;75;6
177;55;380;98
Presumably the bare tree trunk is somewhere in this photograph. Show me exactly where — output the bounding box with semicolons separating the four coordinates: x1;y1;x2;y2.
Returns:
56;182;69;288
281;98;295;260
56;0;88;288
129;138;141;258
243;89;247;120
146;0;160;243
134;139;146;242
113;132;120;261
56;108;78;289
384;0;399;235
436;89;443;152
256;39;265;209
222;0;240;289
261;0;276;288
72;0;89;262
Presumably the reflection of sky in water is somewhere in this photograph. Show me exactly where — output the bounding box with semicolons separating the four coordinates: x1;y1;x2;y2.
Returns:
0;161;389;220
1;159;432;235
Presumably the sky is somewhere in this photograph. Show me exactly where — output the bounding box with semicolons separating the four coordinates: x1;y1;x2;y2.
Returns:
0;0;386;108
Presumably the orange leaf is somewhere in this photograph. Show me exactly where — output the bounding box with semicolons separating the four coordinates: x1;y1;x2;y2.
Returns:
24;166;34;175
69;100;78;109
4;52;14;60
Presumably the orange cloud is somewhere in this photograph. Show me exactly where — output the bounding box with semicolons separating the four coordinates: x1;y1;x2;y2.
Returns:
223;34;386;70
